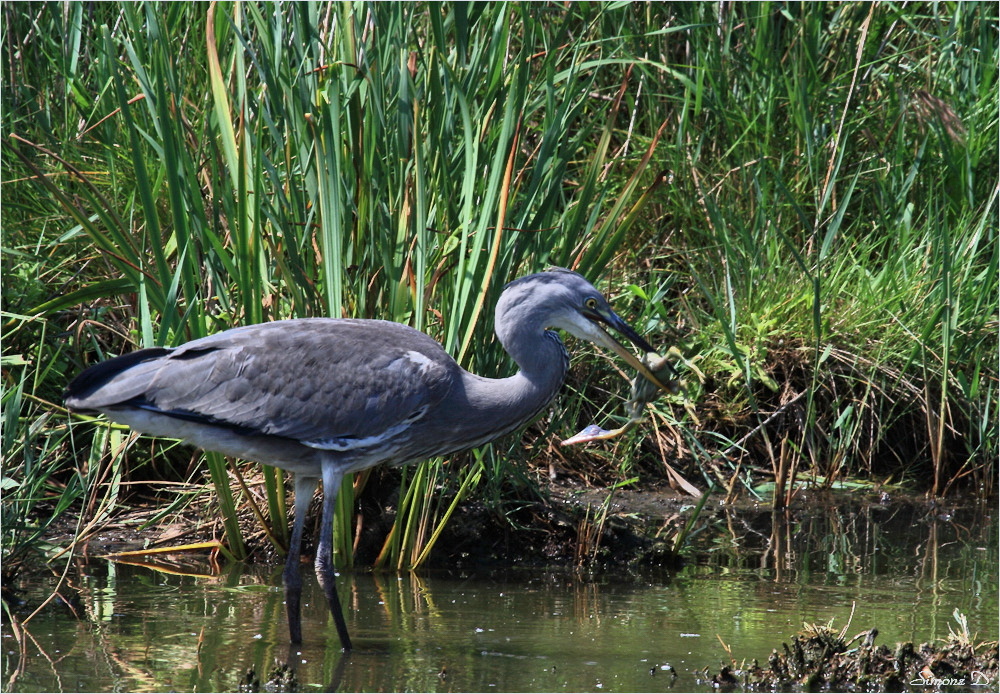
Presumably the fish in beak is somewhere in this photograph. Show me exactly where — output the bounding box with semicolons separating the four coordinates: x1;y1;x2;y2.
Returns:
580;304;680;394
560;304;681;446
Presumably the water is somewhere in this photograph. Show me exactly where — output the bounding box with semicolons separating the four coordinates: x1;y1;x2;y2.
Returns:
4;501;996;692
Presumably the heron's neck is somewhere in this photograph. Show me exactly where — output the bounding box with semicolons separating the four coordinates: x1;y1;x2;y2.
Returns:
457;328;568;442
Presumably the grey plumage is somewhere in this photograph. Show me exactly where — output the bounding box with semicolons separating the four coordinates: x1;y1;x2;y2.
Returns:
65;267;671;650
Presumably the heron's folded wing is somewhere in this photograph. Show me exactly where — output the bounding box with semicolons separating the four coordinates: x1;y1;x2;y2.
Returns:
69;320;456;445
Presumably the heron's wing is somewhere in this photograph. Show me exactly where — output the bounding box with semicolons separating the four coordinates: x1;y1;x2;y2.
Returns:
66;319;456;445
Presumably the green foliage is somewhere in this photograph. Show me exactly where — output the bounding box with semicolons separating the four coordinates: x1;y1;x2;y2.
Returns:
619;1;998;495
2;2;996;571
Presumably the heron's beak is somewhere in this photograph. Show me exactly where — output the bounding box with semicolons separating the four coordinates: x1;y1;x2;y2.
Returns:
582;308;679;393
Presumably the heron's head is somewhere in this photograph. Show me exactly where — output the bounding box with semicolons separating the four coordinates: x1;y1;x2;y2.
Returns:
498;268;674;392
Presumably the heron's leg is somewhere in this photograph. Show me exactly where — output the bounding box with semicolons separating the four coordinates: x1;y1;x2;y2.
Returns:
284;474;318;644
318;461;352;651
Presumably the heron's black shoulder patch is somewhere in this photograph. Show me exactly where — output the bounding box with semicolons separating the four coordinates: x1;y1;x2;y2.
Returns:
65;347;173;402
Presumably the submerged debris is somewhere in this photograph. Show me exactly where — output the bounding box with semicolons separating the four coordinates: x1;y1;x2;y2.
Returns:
238;663;299;693
703;620;998;692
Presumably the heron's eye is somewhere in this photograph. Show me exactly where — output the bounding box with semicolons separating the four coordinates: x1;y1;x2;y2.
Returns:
584;297;599;310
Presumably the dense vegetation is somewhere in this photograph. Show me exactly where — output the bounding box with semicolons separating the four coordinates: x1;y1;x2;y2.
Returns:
3;2;996;575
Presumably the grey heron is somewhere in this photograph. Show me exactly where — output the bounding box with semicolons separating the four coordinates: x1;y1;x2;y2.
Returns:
64;267;673;651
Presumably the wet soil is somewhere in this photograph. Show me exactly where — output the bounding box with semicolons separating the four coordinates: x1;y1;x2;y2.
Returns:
29;478;694;568
32;475;980;574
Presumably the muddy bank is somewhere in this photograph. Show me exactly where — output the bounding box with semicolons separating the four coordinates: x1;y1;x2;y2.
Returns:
404;482;991;574
32;476;992;577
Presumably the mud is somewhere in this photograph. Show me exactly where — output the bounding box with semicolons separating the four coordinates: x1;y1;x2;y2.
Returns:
34;476;981;576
